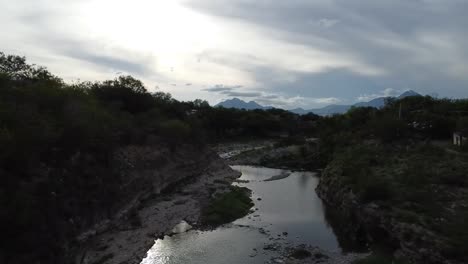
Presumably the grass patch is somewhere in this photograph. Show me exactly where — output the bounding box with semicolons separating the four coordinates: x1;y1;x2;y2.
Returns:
353;253;408;264
202;186;254;226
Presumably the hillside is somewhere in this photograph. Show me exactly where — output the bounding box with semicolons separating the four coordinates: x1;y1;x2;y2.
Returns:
217;91;422;115
314;96;468;264
215;98;267;110
0;52;323;263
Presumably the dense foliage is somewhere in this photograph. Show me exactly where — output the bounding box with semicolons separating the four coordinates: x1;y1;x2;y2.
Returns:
3;51;468;263
318;95;468;262
317;96;468;166
0;53;317;263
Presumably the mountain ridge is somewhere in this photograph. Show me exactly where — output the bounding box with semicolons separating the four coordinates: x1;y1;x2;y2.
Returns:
216;90;422;115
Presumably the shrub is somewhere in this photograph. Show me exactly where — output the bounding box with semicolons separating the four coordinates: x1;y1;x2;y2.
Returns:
203;186;253;226
359;176;394;203
353;253;408;264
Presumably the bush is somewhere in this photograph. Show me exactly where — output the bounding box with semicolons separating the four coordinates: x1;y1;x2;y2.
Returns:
358;175;394;203
159;119;191;150
353;253;408;264
203;186;253;226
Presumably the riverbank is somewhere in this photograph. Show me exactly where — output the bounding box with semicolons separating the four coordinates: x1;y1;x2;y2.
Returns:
265;244;367;264
80;141;372;264
76;148;241;264
217;139;321;171
316;144;468;264
139;164;369;264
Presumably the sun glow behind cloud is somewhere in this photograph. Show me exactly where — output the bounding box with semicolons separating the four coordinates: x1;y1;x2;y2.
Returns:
1;0;467;108
82;0;219;73
62;0;386;93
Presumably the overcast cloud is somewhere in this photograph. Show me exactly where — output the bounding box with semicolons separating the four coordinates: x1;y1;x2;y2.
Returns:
1;0;467;108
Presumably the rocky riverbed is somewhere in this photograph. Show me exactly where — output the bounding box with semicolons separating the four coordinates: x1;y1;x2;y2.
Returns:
76;149;241;264
216;140;320;170
79;142;371;264
264;244;367;264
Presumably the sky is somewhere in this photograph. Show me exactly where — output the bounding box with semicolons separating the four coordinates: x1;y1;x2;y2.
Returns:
1;0;468;109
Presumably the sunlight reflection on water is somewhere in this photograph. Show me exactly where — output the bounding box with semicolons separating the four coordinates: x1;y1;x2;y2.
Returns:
141;166;340;264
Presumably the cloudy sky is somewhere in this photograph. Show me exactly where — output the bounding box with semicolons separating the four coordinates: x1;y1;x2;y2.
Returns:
1;0;468;109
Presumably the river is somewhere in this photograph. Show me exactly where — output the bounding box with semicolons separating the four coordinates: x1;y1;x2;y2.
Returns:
141;165;343;264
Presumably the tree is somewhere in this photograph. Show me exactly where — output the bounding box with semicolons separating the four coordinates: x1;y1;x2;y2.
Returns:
0;52;60;82
192;99;210;109
159;119;191;151
91;75;154;114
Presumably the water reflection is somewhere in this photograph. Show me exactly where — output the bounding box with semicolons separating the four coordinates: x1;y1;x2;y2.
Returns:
141;166;342;264
298;171;312;190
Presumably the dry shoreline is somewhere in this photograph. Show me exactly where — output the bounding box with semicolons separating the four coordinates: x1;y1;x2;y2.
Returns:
78;142;369;264
77;154;241;264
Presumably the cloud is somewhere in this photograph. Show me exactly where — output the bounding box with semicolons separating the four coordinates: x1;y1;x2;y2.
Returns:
220;91;262;97
204;84;262;98
312;97;342;104
203;84;243;92
186;0;468;99
254;94;342;109
64;48;150;76
1;0;468;106
357;88;401;102
316;18;340;28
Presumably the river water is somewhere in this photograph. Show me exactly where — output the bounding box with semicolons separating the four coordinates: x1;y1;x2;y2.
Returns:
141;165;342;264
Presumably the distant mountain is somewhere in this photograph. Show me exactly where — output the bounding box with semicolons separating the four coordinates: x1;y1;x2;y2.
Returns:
291;90;422;116
215;98;265;110
354;97;387;108
398;90;421;99
216;90;422;115
289;108;309;115
307;105;353;116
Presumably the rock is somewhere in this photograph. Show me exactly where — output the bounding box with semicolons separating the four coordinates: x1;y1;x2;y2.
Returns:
290;249;312;259
282;232;288;236
263;244;279;251
170;220;192;234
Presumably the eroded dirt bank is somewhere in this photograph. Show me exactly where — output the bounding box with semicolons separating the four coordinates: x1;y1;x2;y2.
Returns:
316;162;466;264
78;141;370;264
75;145;241;264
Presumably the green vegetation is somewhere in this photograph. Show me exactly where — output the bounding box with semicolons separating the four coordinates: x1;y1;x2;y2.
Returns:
3;51;468;263
324;133;468;259
0;52;214;264
353;253;408;264
258;144;320;170
0;52;319;263
202;186;254;225
318;95;468;262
